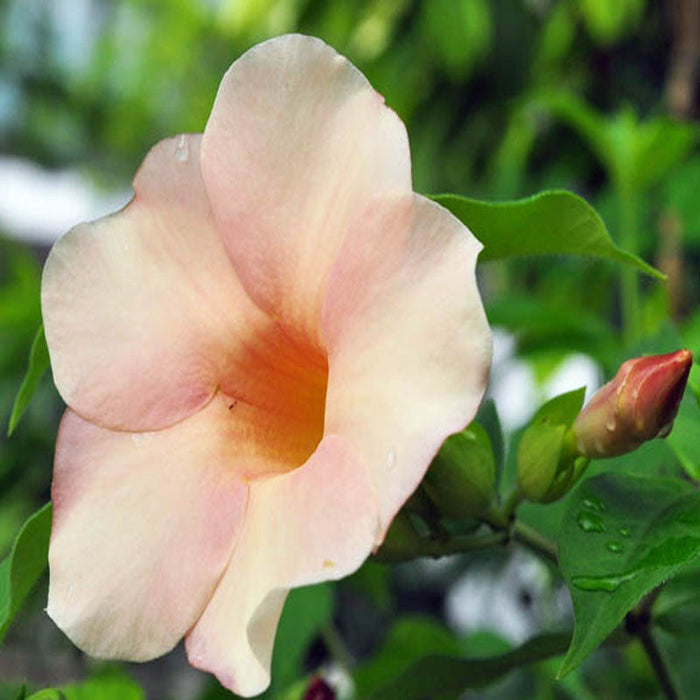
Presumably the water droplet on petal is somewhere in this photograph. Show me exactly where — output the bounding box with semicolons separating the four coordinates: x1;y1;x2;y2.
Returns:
131;432;154;446
577;511;606;533
387;449;396;469
606;541;624;554
605;417;616;432
175;134;189;163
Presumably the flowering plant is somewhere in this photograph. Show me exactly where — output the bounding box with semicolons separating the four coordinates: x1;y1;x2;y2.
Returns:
2;18;699;700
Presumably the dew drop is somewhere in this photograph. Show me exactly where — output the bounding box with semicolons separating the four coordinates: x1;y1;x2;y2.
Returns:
572;571;637;592
387;449;396;469
582;497;605;512
577;511;606;533
605;417;616;432
131;432;154;446
606;541;624;554
175;134;189;163
619;527;631;538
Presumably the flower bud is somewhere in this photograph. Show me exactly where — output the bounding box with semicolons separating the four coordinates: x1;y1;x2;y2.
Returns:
422;423;496;519
372;511;424;563
573;349;693;458
303;676;336;700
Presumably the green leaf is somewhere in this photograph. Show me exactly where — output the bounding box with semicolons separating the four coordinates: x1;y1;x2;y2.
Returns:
28;673;144;700
367;631;571;699
558;473;700;677
7;325;50;437
531;93;697;191
267;583;333;694
666;389;700;481
432;190;662;277
354;616;468;698
422;0;492;79
0;503;52;645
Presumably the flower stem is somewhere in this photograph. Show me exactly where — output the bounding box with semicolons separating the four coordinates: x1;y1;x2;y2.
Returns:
637;627;678;700
626;587;679;700
321;623;354;671
502;488;524;522
618;181;641;345
511;520;558;566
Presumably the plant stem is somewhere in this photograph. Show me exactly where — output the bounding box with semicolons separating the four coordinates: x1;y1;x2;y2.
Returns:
396;530;509;561
618;181;641;344
502;488;524;522
321;623;354;671
511;521;558;566
637;628;678;700
626;587;679;700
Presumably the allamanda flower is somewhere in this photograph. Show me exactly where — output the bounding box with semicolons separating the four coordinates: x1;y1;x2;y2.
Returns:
42;34;492;696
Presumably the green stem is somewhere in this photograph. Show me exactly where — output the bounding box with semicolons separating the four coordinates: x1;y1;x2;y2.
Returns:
637;628;678;700
321;623;354;671
375;530;508;562
618;181;641;344
511;521;558;566
625;586;679;700
502;488;524;522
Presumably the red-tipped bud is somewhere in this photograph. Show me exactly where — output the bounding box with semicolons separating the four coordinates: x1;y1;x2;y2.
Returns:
573;349;693;458
303;676;336;700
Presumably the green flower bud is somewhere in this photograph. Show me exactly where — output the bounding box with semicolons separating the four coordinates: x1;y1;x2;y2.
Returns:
373;511;423;563
573;349;693;458
422;423;496;519
517;388;588;503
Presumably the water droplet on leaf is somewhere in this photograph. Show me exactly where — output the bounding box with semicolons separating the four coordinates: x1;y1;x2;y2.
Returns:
577;511;606;533
606;541;624;554
572;571;637;592
619;527;631;538
582;497;605;512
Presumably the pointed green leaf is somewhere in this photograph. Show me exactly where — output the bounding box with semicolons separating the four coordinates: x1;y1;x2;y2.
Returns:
7;325;50;437
558;473;700;677
0;503;52;645
432;190;662;277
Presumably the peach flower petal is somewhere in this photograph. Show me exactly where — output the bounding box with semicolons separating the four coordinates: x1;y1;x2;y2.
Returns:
47;399;249;661
323;194;492;535
201;34;411;348
185;435;378;697
42;134;278;432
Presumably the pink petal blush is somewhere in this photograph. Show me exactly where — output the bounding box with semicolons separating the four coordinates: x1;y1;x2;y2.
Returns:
41;34;492;696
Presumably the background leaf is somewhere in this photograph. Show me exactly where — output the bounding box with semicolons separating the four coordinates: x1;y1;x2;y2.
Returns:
367;631;570;700
28;672;144;700
558;473;700;677
266;583;333;695
432;190;662;276
7;326;50;437
0;503;52;645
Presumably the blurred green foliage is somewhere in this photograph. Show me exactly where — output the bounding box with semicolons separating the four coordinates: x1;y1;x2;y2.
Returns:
1;0;699;698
